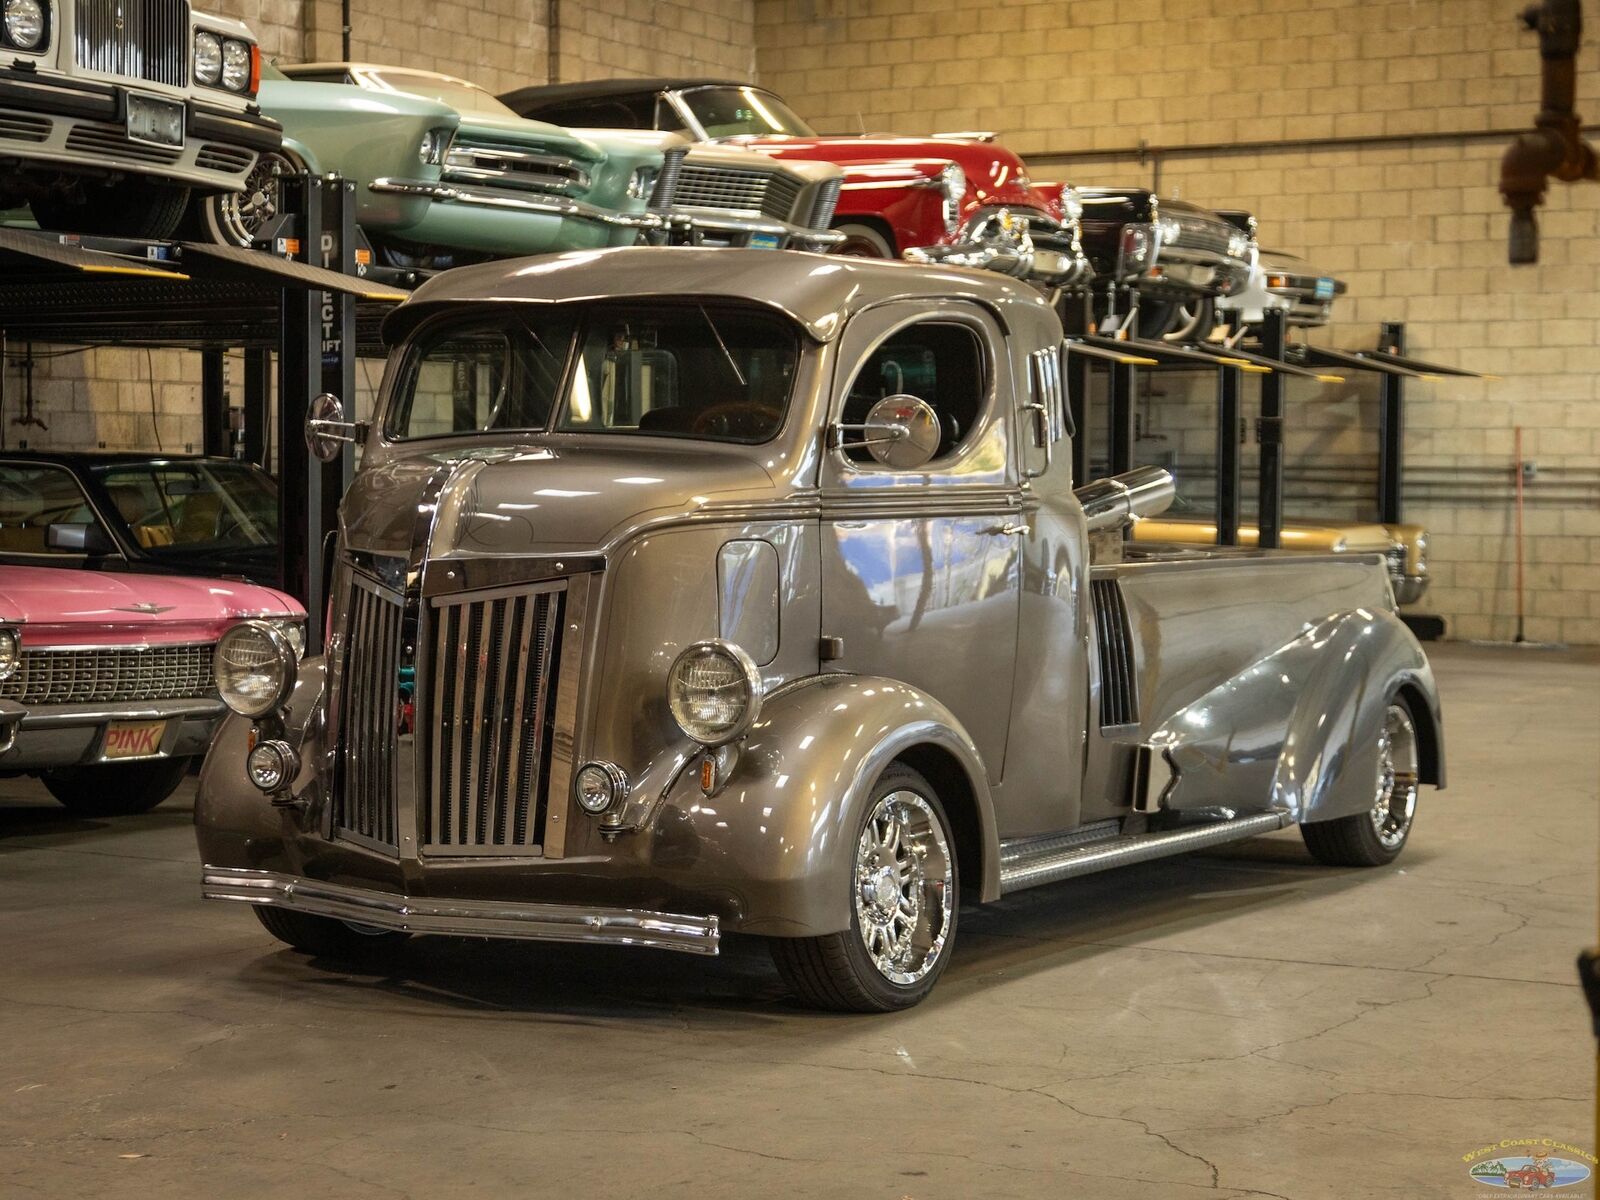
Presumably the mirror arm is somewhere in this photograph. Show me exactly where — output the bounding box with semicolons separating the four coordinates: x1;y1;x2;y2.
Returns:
827;422;908;450
306;418;368;445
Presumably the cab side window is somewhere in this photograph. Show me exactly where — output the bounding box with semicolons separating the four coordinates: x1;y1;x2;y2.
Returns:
840;322;985;465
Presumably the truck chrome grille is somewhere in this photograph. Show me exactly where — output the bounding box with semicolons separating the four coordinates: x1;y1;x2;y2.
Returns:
1091;579;1139;728
1171;216;1235;257
426;585;563;853
74;0;188;87
1;642;214;704
675;164;804;222
443;140;590;195
336;577;405;850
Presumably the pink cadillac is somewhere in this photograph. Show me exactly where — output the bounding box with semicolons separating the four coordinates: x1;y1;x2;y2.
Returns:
0;566;304;816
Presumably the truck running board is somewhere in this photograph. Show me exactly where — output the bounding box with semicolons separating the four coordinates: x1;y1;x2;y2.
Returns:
997;812;1293;893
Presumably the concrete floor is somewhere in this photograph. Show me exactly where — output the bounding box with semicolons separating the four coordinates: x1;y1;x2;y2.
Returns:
1;642;1594;1199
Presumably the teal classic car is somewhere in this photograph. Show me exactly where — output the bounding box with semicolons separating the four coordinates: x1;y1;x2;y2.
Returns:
196;62;673;259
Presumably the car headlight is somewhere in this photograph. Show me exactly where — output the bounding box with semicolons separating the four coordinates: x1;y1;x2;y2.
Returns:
258;617;306;660
936;163;966;234
0;627;19;681
215;620;297;718
220;37;252;92
1228;230;1252;260
3;0;45;50
1058;183;1083;224
667;639;762;746
193;31;221;85
627;165;659;201
418;127;451;165
1155;214;1182;245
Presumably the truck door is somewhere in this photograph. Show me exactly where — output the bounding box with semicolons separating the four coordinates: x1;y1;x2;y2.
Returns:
819;301;1021;783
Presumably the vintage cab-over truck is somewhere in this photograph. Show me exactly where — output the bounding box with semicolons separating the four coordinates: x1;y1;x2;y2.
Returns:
197;248;1444;1011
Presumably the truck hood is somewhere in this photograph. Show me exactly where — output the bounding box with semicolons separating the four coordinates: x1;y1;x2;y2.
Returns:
0;565;301;648
453;112;607;163
342;442;782;559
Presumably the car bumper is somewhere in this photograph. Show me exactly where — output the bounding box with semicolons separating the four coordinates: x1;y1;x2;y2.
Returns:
907;208;1095;287
0;69;277;192
664;208;845;250
0;697;224;771
201;866;722;955
1392;574;1429;605
371;177;659;229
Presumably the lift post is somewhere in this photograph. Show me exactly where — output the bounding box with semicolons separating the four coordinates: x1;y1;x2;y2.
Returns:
1378;320;1406;525
1255;309;1287;549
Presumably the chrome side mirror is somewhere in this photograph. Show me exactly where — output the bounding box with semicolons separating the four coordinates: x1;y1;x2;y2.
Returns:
305;393;367;462
832;394;942;470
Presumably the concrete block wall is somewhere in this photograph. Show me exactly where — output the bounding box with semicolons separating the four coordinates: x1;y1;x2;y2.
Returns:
757;0;1600;644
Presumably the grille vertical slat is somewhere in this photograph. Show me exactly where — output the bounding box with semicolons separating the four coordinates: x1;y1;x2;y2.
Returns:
336;578;403;849
75;0;188;86
1091;578;1140;728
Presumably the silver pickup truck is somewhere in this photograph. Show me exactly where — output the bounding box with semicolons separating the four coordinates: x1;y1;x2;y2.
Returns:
196;249;1444;1012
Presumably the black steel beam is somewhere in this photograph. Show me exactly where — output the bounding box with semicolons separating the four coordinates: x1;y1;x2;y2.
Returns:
200;349;227;458
1378;320;1406;525
242;348;269;467
1059;292;1091;484
1256;309;1286;549
1109;358;1135;474
1216;364;1241;545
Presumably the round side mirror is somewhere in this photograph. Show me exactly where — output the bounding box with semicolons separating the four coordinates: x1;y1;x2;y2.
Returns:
863;395;941;470
305;392;349;463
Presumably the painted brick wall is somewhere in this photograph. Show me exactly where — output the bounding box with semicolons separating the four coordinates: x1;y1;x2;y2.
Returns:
755;0;1600;645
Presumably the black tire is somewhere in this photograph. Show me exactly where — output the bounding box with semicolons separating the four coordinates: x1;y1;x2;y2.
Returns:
253;906;409;959
770;763;959;1012
1163;295;1216;343
1301;696;1421;868
831;221;895;258
31;183;190;240
189;149;301;246
42;756;190;816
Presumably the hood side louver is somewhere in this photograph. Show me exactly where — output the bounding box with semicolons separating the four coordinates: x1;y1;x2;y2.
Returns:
1091;577;1139;729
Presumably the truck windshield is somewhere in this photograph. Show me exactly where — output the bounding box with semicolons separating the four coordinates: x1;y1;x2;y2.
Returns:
387;305;799;445
676;87;816;139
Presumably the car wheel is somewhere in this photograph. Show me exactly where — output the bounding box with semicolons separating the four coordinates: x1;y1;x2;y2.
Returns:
1301;697;1420;867
193;150;301;246
831;222;895;258
31;183;191;240
42;756;191;816
253;907;409;959
769;763;959;1011
1163;296;1216;343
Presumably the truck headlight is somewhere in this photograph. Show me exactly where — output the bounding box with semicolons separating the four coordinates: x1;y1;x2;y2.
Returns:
936;163;966;234
0;627;19;681
215;620;297;718
193;31;222;85
220;37;252;92
3;0;45;50
667;639;762;746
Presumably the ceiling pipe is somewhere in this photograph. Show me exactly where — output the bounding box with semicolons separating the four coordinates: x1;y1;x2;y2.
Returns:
1500;0;1598;263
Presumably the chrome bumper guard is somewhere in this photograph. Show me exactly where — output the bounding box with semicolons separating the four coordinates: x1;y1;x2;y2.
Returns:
202;866;722;956
369;177;662;229
905;207;1091;286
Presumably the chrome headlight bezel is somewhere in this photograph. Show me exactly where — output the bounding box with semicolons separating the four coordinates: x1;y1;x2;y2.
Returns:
214;620;297;719
1155;214;1182;245
418;127;451;166
258;616;306;660
936;163;966;234
0;627;20;681
193;30;222;85
1058;183;1083;224
2;0;46;51
1227;230;1253;260
666;639;763;747
573;760;630;814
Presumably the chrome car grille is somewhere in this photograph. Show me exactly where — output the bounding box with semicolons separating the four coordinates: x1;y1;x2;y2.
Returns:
1171;216;1236;257
425;585;563;853
336;576;406;850
1;642;214;705
65;121;183;163
74;0;188;87
675;165;804;222
443;140;591;195
1385;544;1407;577
809;177;841;230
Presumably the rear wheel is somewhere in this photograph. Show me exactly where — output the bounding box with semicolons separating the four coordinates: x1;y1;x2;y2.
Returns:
254;907;409;959
43;757;190;816
831;222;895;258
770;763;958;1011
31;183;190;240
1301;698;1420;867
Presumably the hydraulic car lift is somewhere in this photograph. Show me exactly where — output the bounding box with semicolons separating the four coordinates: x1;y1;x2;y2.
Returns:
0;176;411;648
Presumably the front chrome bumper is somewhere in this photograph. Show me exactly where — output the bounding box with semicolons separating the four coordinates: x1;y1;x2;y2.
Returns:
369;177;661;228
905;207;1093;287
202;866;722;956
0;697;224;770
665;207;845;250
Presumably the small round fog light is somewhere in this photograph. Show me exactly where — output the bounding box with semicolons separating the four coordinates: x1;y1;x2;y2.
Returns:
0;627;20;681
247;739;299;792
574;760;628;814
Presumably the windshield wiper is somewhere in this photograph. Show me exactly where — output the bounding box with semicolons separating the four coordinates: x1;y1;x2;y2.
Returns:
700;305;747;388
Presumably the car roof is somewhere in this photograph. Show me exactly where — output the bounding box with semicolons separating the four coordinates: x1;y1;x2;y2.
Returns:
383;246;1053;344
500;78;753;111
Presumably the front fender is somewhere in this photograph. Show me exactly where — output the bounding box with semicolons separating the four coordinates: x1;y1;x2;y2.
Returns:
654;674;998;937
1152;609;1443;825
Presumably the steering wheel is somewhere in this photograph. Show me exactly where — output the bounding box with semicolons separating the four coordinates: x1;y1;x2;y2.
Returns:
691;403;782;439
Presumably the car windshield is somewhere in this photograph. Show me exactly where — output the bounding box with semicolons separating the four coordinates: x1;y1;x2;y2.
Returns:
675;86;815;138
95;462;278;553
360;69;516;118
0;463;107;555
387;305;799;445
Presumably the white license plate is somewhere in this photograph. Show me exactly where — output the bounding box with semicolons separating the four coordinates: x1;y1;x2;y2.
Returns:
747;232;781;250
127;94;184;148
103;720;167;760
1314;277;1336;300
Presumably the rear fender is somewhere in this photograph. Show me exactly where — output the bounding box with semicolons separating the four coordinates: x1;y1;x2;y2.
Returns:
1151;608;1443;824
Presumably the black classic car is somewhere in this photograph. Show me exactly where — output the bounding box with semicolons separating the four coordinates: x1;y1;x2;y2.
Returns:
0;453;280;587
1213;210;1349;330
1076;188;1254;340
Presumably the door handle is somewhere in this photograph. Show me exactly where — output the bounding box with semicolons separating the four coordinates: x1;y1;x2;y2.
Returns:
989;522;1030;536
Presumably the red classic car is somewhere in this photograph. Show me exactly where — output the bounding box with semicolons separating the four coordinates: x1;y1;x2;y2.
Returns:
0;565;304;816
499;78;1092;288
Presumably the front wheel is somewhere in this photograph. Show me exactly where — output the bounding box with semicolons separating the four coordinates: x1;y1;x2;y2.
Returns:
191;149;301;246
1163;295;1216;343
830;222;895;258
1301;698;1420;867
43;756;191;816
254;907;409;960
31;183;190;240
770;763;958;1011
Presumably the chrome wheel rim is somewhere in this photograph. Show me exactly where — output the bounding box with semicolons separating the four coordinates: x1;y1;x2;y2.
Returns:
1371;704;1419;850
853;790;953;985
215;151;293;246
